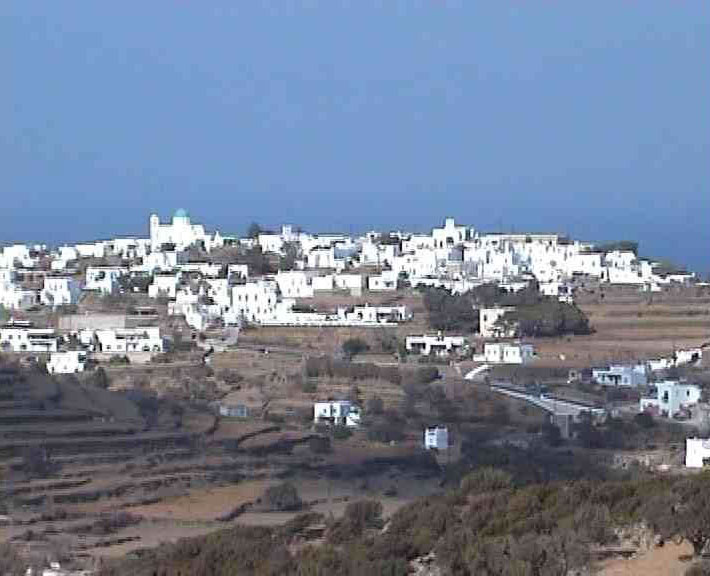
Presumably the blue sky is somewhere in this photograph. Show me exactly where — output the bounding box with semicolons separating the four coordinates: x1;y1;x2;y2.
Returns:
3;1;709;272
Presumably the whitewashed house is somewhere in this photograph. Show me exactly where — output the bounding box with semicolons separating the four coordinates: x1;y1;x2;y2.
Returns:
592;364;648;387
564;253;603;278
337;304;409;325
368;270;399;291
47;351;87;374
307;247;336;270
406;334;466;357
257;232;284;254
227;264;249;282
276;271;315;299
479;307;516;338
75;242;106;259
231;280;279;323
137;251;179;273
313;401;361;427
334;273;363;293
432;218;469;250
0;244;35;269
95;327;164;354
179;262;223;278
206;278;232;311
311;274;334;292
640;381;701;418
483;342;535;365
0;285;38;311
0;270;38;310
148;273;180;299
686;438;710;468
40;277;81;308
0;321;58;353
85;267;126;295
424;426;449;450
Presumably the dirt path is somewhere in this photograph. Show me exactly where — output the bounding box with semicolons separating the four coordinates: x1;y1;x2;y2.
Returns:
597;541;694;576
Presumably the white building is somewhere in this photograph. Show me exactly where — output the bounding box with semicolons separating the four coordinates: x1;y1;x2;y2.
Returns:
0;321;58;353
592;364;648;388
148;273;180;299
640;381;701;418
231;280;279;324
0;270;39;310
334;273;363;293
337;304;409;325
276;271;315;299
85;267;126;295
227;264;249;282
432;218;469;250
406;334;466;357
479;307;516;338
41;277;81;308
564;252;603;278
424;426;449;451
307;247;336;270
368;270;399;291
137;251;179;273
392;250;438;280
75;242;106;259
47;351;87;374
95;327;164;354
313;401;361;427
483;342;535;365
149;210;214;252
686;438;710;468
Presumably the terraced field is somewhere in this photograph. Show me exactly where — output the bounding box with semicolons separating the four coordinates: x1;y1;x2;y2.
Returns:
0;355;444;571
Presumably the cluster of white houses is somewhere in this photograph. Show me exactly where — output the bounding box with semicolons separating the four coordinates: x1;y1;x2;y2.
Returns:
0;211;701;368
1;212;695;331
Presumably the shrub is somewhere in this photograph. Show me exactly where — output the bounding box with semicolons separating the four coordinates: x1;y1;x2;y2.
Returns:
332;426;352;440
327;500;384;544
634;411;655;429
308;436;331;455
459;468;513;495
262;482;303;512
342;338;370;360
91;367;109;389
367;395;385;416
422;288;478;332
21;446;57;478
414;366;440;385
301;379;318;394
367;411;406;444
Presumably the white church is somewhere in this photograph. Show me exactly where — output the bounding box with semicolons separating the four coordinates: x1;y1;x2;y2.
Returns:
149;210;222;252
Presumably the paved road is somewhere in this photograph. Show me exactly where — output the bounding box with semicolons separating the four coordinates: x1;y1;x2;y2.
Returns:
489;384;607;419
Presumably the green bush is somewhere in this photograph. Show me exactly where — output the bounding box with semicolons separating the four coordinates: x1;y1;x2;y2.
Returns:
262;482;303;512
332;426;352;440
342;338;370;360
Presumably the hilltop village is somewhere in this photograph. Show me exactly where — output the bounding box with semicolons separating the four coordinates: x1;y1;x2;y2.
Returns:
1;211;710;575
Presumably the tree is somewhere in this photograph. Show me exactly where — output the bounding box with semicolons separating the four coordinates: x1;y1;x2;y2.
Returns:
262;482;302;512
542;421;563;446
422;288;478;333
367;395;384;416
247;222;263;239
91;367;109;389
342;338;369;360
22;446;56;478
675;476;710;556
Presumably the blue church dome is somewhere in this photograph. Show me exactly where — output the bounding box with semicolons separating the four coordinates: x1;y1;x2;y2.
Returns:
173;208;189;219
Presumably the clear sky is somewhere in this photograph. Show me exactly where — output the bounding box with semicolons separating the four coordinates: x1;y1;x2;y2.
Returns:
3;1;709;272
